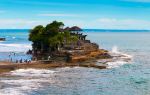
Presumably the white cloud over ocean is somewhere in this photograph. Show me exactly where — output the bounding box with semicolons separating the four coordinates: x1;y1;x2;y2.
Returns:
0;19;47;29
0;18;150;29
96;18;150;29
38;13;80;17
0;18;84;29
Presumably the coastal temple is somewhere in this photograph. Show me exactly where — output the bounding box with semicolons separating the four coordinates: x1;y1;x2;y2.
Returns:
29;21;109;63
66;26;87;40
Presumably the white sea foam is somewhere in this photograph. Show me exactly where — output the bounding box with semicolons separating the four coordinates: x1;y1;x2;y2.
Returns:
0;43;32;52
0;79;47;95
106;46;133;68
106;61;129;68
0;43;31;48
111;46;119;54
0;69;57;95
111;46;133;58
12;37;16;39
11;69;56;77
110;46;132;57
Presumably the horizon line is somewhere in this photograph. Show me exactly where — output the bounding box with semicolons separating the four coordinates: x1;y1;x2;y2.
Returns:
0;28;149;31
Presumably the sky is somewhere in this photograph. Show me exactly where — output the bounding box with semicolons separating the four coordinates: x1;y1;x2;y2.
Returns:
1;0;150;29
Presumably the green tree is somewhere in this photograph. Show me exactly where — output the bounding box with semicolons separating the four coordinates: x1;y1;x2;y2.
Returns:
64;31;71;44
45;21;64;37
29;25;45;51
29;20;80;58
29;25;45;42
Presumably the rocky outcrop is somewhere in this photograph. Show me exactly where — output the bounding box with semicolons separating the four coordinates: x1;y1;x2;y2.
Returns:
68;49;112;63
0;38;5;41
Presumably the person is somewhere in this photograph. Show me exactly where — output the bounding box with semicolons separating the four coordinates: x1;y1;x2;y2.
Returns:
48;56;51;60
16;60;18;63
20;59;22;63
14;53;16;56
24;59;27;63
8;54;11;59
27;60;31;64
10;58;12;62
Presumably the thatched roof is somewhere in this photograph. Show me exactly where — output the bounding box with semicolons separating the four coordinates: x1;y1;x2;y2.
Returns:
64;27;70;31
64;26;82;31
70;26;82;31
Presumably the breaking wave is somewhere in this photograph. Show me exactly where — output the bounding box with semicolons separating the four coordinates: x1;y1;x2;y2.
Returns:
0;43;32;52
111;46;132;58
111;46;119;54
10;69;56;77
0;69;57;95
106;61;129;68
106;46;133;68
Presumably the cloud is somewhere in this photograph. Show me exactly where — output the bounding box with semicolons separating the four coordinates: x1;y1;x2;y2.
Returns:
0;18;85;29
0;19;48;29
38;13;80;17
0;18;150;29
0;18;90;29
97;18;150;29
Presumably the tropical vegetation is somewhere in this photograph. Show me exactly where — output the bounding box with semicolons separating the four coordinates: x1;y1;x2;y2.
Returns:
29;21;79;58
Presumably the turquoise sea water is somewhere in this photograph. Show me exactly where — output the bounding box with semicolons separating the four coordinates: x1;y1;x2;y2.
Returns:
0;29;150;95
0;29;32;62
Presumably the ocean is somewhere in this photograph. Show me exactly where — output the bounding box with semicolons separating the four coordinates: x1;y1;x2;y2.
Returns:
0;29;150;95
0;29;32;62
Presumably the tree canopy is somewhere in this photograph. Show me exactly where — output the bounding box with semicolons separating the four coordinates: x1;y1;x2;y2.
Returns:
29;21;79;53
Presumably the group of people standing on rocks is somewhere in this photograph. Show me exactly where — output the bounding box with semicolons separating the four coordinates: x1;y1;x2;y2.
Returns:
15;59;31;64
8;52;31;64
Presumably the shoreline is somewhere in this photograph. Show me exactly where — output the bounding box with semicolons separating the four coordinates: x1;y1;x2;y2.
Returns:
0;58;108;74
0;49;112;75
0;23;112;74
